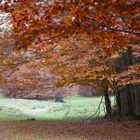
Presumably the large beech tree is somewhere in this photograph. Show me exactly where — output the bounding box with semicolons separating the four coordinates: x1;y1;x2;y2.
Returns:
0;0;140;116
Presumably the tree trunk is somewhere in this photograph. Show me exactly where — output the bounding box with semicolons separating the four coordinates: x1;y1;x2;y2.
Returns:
104;88;112;115
134;84;140;118
120;85;134;115
115;47;140;118
116;89;121;114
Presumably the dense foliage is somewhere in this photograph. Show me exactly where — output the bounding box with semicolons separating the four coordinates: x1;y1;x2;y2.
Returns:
0;0;139;97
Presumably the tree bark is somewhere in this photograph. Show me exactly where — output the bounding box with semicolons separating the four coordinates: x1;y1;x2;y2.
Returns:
104;88;112;115
116;89;121;114
115;47;140;117
134;84;140;118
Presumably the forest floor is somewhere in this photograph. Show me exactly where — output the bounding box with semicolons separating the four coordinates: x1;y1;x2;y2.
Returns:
0;118;140;140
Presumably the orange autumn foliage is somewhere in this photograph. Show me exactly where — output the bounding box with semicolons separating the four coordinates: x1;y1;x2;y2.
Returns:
0;0;139;94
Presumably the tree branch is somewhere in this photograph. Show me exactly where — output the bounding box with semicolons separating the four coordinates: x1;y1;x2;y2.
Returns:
95;20;140;35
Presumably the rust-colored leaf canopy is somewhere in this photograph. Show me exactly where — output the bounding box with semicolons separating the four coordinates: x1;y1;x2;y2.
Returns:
0;0;139;94
0;0;139;48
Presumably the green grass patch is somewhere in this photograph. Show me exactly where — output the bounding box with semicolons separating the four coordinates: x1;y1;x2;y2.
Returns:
0;96;115;121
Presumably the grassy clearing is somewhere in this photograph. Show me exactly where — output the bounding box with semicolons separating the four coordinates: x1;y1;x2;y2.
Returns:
0;95;115;121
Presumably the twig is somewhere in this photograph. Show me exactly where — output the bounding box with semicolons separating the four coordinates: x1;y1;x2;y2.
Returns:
86;96;104;121
63;103;71;119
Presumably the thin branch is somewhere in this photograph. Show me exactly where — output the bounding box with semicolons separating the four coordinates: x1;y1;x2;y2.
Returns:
86;96;104;121
95;20;140;35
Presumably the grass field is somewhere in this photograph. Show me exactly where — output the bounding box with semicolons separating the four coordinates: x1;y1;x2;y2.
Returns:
0;95;115;121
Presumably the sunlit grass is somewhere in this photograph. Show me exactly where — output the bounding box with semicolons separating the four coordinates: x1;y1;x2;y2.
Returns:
0;95;115;121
